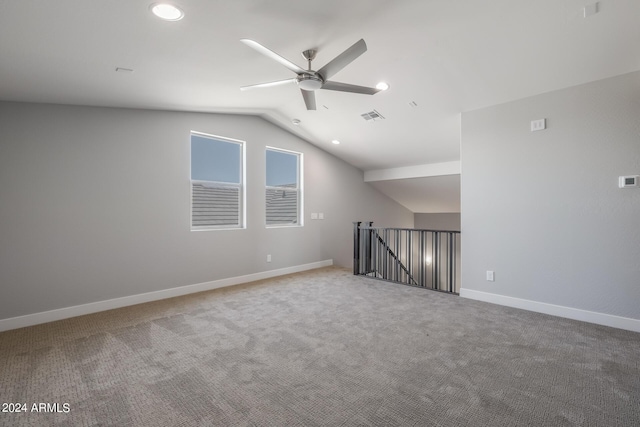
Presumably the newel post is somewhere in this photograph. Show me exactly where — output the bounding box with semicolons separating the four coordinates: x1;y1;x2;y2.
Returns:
353;222;362;275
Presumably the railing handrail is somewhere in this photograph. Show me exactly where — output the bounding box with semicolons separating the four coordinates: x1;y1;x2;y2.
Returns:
359;226;461;234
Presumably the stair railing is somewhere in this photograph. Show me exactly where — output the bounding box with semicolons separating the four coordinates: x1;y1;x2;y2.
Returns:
353;222;461;294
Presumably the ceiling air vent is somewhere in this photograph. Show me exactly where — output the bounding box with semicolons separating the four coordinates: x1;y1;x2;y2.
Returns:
361;110;385;122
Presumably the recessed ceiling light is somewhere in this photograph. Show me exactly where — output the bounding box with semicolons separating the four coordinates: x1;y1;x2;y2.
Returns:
331;139;341;145
376;82;389;91
292;119;301;125
150;3;184;21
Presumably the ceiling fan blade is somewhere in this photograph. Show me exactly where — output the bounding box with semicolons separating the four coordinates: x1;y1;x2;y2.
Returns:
301;89;316;110
321;81;380;95
317;39;367;81
240;78;297;91
240;39;307;75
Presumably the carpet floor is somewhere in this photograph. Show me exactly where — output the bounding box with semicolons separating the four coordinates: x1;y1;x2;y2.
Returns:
1;267;639;426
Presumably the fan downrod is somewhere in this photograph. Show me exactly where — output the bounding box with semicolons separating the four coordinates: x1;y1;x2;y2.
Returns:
302;49;317;70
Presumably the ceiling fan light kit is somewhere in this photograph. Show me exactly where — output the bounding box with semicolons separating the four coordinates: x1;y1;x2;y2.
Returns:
240;38;382;110
297;75;323;91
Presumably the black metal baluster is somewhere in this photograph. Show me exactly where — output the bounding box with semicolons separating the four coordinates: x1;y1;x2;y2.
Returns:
418;230;422;286
452;233;457;292
428;231;433;289
447;233;453;293
408;230;412;285
396;230;401;282
353;222;459;294
435;232;440;291
353;222;361;275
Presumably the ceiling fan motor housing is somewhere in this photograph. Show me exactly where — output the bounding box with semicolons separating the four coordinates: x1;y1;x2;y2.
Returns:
297;74;323;91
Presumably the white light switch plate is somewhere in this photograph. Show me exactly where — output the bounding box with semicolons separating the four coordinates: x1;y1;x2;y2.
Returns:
318;213;324;220
531;119;546;132
311;213;318;220
486;271;495;281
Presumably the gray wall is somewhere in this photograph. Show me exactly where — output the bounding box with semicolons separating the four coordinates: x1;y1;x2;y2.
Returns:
0;102;412;320
461;71;640;320
414;213;460;231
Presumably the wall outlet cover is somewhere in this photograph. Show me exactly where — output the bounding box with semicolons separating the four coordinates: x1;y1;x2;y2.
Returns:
583;2;598;18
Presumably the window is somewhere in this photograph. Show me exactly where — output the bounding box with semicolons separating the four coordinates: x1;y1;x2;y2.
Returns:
266;147;302;226
191;132;245;230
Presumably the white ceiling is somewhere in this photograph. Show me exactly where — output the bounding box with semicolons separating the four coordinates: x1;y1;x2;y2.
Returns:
1;0;638;212
370;175;461;213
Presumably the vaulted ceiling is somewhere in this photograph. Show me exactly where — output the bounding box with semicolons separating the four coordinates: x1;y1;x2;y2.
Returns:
1;0;638;211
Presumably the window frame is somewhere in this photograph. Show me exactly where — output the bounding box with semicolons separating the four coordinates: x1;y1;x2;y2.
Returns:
265;146;303;228
190;131;246;231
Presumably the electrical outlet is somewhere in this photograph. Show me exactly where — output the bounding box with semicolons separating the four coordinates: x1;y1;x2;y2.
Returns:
486;270;495;281
583;2;598;18
267;254;271;263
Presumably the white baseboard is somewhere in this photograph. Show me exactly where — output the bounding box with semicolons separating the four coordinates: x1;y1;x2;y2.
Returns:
460;288;640;333
0;260;333;332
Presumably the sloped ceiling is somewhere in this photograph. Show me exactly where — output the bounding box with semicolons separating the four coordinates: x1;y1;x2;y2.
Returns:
370;175;461;213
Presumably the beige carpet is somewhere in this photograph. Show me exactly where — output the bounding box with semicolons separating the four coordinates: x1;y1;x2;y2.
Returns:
1;267;639;426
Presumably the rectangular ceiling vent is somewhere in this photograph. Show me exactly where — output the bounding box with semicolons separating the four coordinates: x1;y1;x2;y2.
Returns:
361;110;385;122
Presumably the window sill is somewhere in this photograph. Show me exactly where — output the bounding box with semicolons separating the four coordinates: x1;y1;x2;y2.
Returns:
191;227;246;232
265;224;303;229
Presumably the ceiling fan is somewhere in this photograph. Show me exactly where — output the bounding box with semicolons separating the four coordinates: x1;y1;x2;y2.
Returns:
240;38;382;110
